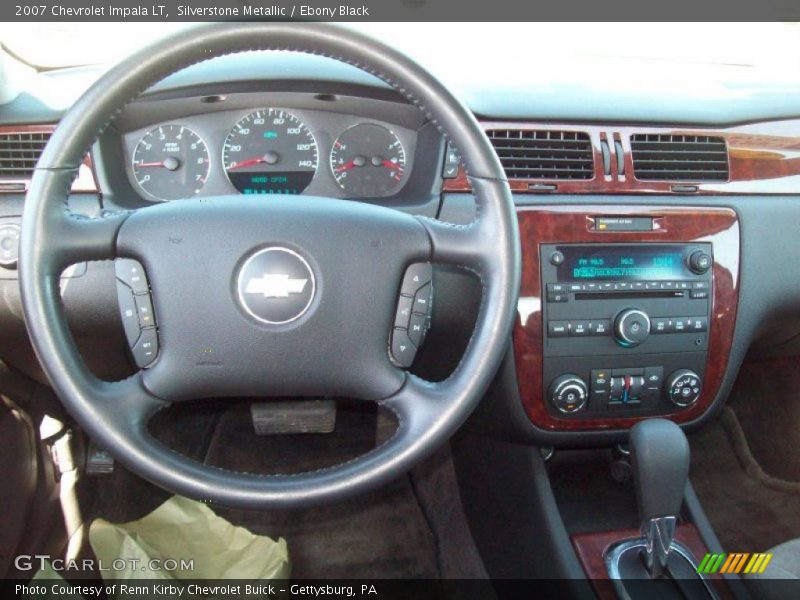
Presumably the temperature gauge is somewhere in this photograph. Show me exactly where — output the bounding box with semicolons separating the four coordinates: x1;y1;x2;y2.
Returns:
330;124;406;197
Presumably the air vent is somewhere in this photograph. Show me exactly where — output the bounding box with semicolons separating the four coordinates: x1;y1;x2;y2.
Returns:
631;134;729;181
486;129;594;180
0;131;52;179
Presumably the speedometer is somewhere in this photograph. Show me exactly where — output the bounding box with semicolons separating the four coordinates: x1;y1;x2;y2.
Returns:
223;109;318;195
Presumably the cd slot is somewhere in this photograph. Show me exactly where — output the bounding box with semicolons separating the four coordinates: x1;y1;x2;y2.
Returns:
575;291;684;300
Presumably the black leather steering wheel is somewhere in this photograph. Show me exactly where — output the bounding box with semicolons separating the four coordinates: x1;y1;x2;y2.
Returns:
20;23;520;509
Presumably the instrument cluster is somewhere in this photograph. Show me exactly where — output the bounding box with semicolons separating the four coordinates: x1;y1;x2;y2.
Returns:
125;106;415;203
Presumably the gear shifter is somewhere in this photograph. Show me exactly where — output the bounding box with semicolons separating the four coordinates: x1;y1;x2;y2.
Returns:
629;418;690;578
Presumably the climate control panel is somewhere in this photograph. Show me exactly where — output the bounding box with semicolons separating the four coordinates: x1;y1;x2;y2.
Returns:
541;242;712;420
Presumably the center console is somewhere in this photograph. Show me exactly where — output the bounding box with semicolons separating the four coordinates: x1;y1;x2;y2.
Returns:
514;205;740;432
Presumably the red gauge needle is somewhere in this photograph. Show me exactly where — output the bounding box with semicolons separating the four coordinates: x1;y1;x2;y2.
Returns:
137;162;167;168
228;156;267;170
381;160;403;170
335;160;357;173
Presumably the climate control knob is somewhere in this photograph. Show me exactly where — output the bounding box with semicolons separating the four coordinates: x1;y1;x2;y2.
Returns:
665;369;703;407
548;374;588;414
614;308;651;347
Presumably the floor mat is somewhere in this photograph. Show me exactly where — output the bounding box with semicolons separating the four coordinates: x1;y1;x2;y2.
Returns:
690;407;800;552
89;400;441;579
202;402;439;578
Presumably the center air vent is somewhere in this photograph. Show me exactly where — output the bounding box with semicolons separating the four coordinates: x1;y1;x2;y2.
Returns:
0;131;52;179
486;129;594;180
631;134;729;181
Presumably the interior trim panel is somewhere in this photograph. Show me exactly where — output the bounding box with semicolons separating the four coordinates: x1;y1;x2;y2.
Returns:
444;119;800;195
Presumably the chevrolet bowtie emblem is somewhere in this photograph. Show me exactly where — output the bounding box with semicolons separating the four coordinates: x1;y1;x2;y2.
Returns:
245;274;308;298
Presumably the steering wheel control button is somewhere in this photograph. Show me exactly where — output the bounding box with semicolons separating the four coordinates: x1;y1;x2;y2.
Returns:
548;374;588;414
613;308;651;347
394;295;414;328
666;369;703;407
391;263;434;366
115;281;142;347
236;247;316;325
115;258;150;295
400;262;432;297
408;313;429;347
131;327;159;368
413;283;432;314
0;223;20;268
391;328;416;368
134;293;156;328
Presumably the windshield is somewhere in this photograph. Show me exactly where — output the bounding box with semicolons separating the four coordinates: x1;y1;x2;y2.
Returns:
1;22;799;76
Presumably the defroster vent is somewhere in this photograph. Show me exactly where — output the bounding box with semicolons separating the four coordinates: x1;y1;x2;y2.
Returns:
631;134;729;181
0;131;52;179
486;129;594;180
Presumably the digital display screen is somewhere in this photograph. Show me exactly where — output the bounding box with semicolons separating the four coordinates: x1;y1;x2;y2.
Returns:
557;245;688;282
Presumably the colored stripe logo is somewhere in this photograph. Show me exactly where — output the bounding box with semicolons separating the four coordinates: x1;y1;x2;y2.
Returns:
697;553;773;574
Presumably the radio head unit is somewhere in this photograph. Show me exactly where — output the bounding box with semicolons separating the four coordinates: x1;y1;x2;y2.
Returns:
540;242;713;420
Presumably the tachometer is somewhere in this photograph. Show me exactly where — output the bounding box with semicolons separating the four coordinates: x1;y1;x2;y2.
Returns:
131;125;210;202
223;109;318;195
330;124;406;196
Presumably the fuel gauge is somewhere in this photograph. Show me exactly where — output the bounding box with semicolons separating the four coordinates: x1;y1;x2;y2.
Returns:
330;124;406;196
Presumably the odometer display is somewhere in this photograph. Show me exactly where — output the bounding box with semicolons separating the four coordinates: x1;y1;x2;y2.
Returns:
223;109;318;195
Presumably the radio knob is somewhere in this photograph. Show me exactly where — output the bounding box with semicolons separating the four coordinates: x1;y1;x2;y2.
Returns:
665;369;703;407
614;308;651;347
688;250;713;274
548;374;588;414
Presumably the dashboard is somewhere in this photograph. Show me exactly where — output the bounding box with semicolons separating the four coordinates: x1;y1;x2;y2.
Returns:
1;56;800;447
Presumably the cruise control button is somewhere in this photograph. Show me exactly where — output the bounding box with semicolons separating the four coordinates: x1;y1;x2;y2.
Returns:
400;262;432;296
548;321;570;337
131;327;158;368
391;328;416;368
408;313;428;347
134;294;156;328
115;258;150;295
394;295;413;328
116;281;141;347
412;283;432;314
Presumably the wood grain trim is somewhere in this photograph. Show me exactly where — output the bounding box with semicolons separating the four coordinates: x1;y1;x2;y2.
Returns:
0;124;98;193
513;205;740;431
572;524;730;599
443;119;800;195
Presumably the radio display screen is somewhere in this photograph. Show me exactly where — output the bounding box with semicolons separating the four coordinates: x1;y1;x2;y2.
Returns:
557;245;687;282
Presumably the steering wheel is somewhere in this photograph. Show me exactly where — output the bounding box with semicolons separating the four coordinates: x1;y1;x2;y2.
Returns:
20;23;520;509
